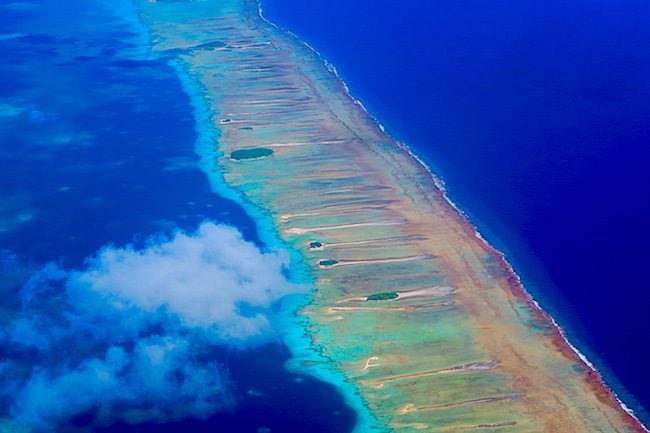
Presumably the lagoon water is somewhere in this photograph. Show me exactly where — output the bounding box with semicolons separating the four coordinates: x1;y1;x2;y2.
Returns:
0;1;355;432
2;0;649;430
262;0;650;422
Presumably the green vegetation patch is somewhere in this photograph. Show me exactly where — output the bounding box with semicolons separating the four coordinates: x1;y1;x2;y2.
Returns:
319;259;339;267
230;147;274;161
366;292;399;301
309;241;323;249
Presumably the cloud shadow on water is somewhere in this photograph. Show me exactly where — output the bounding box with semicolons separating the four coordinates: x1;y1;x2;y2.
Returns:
0;222;317;432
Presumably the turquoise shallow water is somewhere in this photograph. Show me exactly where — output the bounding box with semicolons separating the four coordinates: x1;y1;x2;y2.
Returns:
0;1;360;431
175;61;385;433
5;0;647;430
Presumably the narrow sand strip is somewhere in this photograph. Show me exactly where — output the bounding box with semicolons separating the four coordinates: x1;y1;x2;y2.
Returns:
326;301;454;313
326;255;432;268
370;362;498;384
416;395;522;411
280;207;385;222
265;139;346;148
324;235;426;249
396;286;456;300
137;2;649;430
285;220;403;235
442;421;518;432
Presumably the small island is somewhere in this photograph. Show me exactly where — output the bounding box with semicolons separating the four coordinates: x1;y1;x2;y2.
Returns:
366;292;399;301
136;1;648;431
230;147;274;161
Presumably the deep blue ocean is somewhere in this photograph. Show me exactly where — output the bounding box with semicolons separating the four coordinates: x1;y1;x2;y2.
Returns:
2;0;649;430
0;1;355;432
262;0;650;422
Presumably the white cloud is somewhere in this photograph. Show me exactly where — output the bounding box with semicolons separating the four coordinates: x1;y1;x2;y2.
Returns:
0;222;308;431
70;222;304;340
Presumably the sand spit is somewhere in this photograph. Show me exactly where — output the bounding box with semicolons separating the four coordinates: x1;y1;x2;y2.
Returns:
326;301;454;314
412;394;522;412
280;206;386;222
396;285;455;300
319;254;432;269
320;235;427;249
285;221;404;235
135;0;648;431
374;361;499;384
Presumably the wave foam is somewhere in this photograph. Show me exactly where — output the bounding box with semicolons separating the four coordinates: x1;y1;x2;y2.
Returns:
255;1;648;429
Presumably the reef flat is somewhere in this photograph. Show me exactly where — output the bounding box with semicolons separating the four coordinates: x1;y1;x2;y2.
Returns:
135;1;647;432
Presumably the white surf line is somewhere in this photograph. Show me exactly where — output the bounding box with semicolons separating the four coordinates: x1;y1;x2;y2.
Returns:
285;220;403;235
330;255;432;268
249;4;649;432
248;6;512;433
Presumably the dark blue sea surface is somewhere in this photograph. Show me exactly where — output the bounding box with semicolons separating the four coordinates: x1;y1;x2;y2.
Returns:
262;0;650;421
0;1;354;432
88;344;352;433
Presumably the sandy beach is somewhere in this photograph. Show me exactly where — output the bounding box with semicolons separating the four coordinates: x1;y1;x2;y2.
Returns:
134;0;648;431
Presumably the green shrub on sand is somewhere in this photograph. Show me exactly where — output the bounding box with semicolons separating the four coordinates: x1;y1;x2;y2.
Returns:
231;147;273;160
367;292;399;301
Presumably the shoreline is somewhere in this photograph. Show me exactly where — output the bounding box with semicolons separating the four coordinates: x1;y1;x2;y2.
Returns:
125;3;384;431
404;142;648;428
170;59;386;433
404;132;648;431
135;0;647;431
257;3;648;428
256;2;648;428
